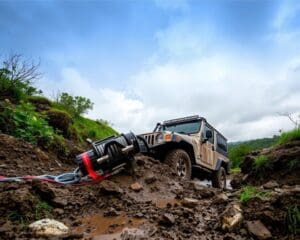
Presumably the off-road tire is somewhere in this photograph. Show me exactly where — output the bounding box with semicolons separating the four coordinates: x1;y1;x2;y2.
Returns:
211;166;227;189
164;149;192;180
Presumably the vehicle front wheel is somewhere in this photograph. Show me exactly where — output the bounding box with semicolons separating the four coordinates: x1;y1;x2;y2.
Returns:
164;149;192;180
211;166;227;189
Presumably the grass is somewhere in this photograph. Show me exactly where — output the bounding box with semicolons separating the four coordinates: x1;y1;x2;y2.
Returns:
278;128;300;145
240;186;271;203
73;116;118;141
34;200;53;220
231;167;241;174
286;205;300;236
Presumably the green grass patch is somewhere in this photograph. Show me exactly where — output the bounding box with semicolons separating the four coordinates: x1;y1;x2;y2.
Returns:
278;128;300;145
34;200;53;220
231;167;241;174
73;116;118;141
240;186;271;203
286;205;300;236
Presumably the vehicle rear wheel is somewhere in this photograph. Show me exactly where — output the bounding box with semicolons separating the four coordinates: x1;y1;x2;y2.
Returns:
211;166;227;189
164;149;192;180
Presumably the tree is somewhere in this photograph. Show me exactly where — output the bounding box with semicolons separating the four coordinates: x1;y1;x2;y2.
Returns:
278;112;300;129
57;92;94;117
0;54;42;101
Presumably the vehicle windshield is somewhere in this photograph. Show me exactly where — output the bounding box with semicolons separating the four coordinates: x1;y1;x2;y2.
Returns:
162;121;201;134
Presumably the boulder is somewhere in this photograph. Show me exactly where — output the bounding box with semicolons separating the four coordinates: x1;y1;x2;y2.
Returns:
222;203;243;231
29;218;69;237
246;220;272;240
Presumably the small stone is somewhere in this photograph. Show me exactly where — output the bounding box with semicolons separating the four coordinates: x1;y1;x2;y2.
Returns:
53;208;64;215
222;203;243;231
121;227;147;240
144;173;157;184
213;193;229;204
51;197;68;207
246;220;272;240
135;212;144;218
29;218;69;237
263;180;279;189
182;198;199;208
131;182;143;192
159;213;175;226
101;180;123;195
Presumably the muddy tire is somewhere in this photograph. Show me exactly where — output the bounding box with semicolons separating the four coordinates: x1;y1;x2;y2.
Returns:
211;166;227;189
164;149;192;180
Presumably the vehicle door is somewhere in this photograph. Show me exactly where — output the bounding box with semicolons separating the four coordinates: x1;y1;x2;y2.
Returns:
201;123;215;167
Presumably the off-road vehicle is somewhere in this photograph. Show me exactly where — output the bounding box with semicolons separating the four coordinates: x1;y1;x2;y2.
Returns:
139;115;230;189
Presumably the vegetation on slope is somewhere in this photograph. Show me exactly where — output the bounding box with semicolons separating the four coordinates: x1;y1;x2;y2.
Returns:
0;54;117;160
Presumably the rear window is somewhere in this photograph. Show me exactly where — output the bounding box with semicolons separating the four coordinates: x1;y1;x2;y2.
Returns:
217;134;227;153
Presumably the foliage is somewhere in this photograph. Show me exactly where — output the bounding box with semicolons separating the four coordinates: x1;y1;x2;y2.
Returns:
73;116;118;141
288;159;300;171
240;186;271;203
8;210;28;225
0;102;54;145
286;205;300;236
27;95;52;107
254;155;272;171
48;134;68;158
0;54;42;102
277;128;300;145
228;144;251;168
56;92;94;117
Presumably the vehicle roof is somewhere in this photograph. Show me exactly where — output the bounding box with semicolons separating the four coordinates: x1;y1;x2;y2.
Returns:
161;115;227;141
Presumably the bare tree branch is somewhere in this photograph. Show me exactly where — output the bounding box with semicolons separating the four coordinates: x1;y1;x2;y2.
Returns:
277;112;300;129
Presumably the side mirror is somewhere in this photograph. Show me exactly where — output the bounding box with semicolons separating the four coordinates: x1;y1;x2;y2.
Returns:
86;138;93;144
205;130;212;139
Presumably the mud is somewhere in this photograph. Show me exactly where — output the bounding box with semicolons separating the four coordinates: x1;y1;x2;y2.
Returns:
0;134;299;239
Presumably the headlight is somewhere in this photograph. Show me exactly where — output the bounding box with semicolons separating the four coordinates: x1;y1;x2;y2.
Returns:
156;133;164;143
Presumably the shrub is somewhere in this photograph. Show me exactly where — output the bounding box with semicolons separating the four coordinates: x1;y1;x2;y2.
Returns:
228;144;251;169
278;128;300;145
286;205;300;236
45;109;72;137
0;102;54;145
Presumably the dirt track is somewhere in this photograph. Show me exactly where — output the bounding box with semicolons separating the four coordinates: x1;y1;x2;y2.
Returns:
0;134;299;239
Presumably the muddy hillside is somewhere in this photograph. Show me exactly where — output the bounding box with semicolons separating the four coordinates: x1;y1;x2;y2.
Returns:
0;133;299;240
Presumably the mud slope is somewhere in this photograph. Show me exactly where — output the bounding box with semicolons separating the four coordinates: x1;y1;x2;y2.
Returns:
0;134;299;239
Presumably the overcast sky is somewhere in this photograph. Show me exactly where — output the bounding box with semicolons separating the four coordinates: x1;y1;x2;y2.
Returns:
0;0;299;141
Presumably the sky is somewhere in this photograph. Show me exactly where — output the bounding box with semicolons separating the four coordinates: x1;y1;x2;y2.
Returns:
0;0;299;141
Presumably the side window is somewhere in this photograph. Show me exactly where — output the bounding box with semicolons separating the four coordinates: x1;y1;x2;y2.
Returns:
202;123;214;144
217;134;227;153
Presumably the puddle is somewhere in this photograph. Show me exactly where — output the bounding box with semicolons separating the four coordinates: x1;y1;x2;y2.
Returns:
194;179;232;190
75;213;144;239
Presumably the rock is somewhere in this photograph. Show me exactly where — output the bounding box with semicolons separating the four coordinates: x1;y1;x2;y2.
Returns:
121;227;147;240
182;198;199;208
159;213;175;226
263;180;279;189
101;180;124;195
53;208;64;215
144;173;157;184
131;182;143;192
213;193;229;204
104;207;120;216
33;182;56;201
29;218;69;237
222;203;243;231
51;197;68;207
246;220;272;240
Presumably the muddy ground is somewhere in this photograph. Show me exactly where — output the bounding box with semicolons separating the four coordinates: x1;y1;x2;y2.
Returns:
0;134;299;239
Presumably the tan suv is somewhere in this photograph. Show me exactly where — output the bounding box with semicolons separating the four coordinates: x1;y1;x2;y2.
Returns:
139;115;230;189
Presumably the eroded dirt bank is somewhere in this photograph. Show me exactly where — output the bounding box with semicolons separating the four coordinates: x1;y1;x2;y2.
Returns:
0;134;299;239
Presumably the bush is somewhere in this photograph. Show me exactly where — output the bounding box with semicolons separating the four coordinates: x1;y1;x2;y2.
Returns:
45;109;72;137
228;144;251;169
286;205;300;236
0;102;54;145
278;128;300;145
